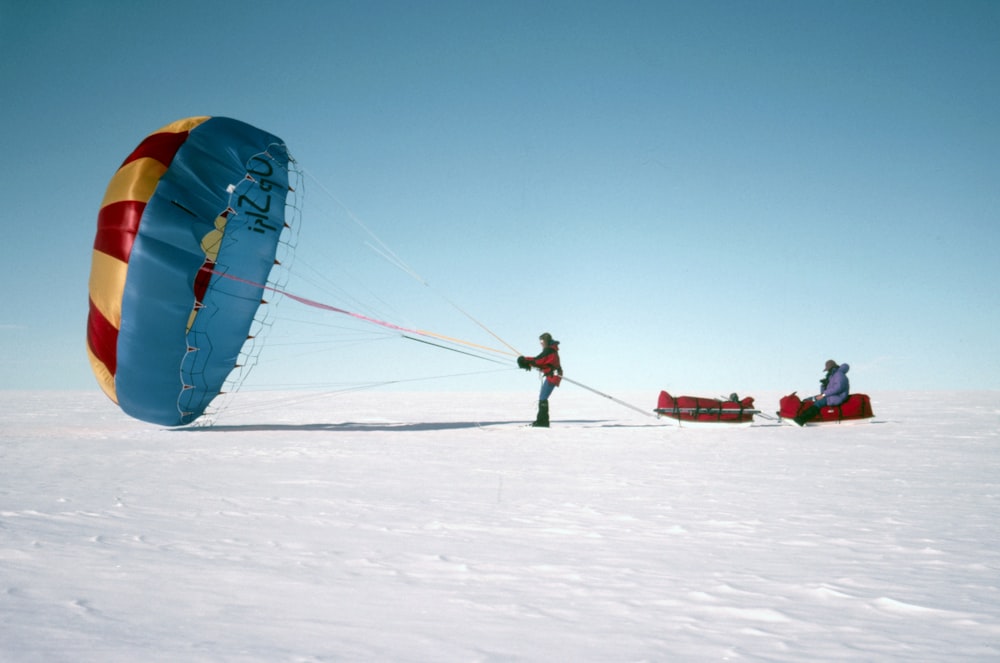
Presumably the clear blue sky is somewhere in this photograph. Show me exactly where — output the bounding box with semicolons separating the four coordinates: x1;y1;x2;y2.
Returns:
2;0;998;402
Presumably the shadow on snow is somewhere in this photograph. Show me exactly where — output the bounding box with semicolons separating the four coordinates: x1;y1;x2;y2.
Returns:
173;419;622;433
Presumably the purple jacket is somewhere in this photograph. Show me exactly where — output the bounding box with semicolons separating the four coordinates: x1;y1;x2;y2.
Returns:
822;363;850;406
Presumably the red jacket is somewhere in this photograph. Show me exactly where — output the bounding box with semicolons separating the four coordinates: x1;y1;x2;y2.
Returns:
524;342;562;385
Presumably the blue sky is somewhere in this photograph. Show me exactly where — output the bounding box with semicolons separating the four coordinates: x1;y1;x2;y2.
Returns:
2;0;998;405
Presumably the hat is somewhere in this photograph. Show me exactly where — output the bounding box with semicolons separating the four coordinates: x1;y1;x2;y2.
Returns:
824;359;838;371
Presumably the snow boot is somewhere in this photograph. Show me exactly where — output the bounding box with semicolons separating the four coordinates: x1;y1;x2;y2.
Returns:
794;404;820;426
531;399;550;427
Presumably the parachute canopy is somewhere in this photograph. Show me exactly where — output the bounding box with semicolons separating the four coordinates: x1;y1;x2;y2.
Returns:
87;117;291;426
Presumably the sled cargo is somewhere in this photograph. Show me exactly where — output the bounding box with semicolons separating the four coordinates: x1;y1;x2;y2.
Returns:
778;392;875;425
655;391;758;426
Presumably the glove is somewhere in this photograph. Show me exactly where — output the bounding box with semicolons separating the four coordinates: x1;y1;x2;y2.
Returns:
517;356;531;370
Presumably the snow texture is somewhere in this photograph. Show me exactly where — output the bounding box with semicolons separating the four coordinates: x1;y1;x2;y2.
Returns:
2;390;999;662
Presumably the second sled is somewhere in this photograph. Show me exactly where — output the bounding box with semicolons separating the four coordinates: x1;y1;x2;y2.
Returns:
777;392;875;426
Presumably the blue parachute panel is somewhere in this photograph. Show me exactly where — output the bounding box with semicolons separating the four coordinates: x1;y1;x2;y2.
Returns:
114;117;289;426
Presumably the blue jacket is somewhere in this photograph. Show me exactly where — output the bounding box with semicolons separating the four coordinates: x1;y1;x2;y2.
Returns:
821;363;850;406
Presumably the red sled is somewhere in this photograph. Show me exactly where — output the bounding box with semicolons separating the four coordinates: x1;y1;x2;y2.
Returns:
656;391;758;426
778;392;875;425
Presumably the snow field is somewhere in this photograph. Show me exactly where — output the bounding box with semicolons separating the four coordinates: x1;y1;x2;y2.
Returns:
2;390;999;661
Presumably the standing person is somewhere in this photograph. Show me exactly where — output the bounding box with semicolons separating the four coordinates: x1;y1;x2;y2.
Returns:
517;333;562;427
794;359;850;426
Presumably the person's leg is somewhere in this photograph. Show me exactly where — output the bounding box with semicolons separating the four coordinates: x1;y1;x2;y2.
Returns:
794;397;825;426
533;380;556;427
532;400;550;427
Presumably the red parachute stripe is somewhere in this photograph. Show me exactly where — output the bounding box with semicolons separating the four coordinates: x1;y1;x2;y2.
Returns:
193;261;214;304
87;298;119;375
93;130;191;262
94;200;146;262
120;130;191;169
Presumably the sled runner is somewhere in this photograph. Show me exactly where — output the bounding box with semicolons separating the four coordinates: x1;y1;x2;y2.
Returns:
655;391;758;426
778;392;874;425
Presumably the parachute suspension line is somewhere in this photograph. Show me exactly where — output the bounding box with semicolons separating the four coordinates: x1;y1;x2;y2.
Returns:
363;241;428;287
195;366;515;424
401;334;510;365
302;169;427;285
560;375;656;418
300;167;520;357
207;269;514;360
435;292;520;357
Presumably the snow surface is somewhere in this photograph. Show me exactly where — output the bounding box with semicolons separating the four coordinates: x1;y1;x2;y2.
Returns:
2;389;999;662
